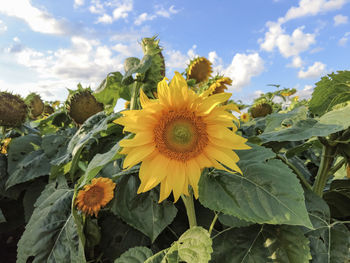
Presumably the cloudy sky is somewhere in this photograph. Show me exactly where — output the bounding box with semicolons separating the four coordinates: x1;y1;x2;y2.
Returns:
0;0;349;106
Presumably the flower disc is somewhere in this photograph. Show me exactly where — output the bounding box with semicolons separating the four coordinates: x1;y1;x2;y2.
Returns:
115;72;250;202
187;57;213;84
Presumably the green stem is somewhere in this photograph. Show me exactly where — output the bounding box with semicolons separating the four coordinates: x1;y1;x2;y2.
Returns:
328;158;346;176
313;145;337;197
276;155;313;191
130;82;142;110
181;194;197;228
208;212;219;235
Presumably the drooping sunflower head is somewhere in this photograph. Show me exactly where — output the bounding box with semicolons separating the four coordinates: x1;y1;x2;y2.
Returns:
206;76;232;95
66;87;104;125
114;72;250;202
186;57;213;84
0;92;28;127
43;104;55;116
240;113;250;123
25;93;44;118
75;177;116;216
251;103;273;118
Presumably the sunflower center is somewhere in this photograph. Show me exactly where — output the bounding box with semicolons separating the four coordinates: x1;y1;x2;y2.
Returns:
154;109;208;161
83;186;104;207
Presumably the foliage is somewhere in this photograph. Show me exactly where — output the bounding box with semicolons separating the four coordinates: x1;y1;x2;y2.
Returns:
0;37;350;263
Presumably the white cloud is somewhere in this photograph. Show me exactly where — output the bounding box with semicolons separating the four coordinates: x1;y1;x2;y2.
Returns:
295;84;314;100
112;1;133;20
338;32;350;46
0;0;66;34
165;49;189;69
298;61;326;78
260;24;316;58
224;53;264;90
0;20;7;33
334;14;348;25
134;5;180;26
111;43;135;56
134;13;156;26
187;45;198;59
280;0;348;23
74;0;85;8
156;5;179;18
208;51;224;73
288;56;304;68
97;14;113;24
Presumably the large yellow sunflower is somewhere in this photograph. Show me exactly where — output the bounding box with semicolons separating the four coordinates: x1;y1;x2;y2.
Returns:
115;72;250;202
75;177;116;216
187;57;213;84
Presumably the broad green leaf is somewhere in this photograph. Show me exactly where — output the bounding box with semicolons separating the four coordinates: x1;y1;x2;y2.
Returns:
22;180;46;223
236;143;275;164
199;159;313;228
263;225;312;263
264;106;308;132
218;214;253;228
110;174;177;242
319;104;350;131
324;179;350;218
42;132;72;161
304;190;350;263
98;213;150;261
211;225;269;263
309;71;350;116
145;227;212;263
6;135;51;189
0;208;5;223
115;247;153;263
259;118;342;143
77;143;121;188
17;181;85;263
94;72;131;112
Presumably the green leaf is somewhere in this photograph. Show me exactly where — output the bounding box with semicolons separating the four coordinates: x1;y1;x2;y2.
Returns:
324;179;350;218
218;214;253;228
94;72;130;113
17;181;85;263
98;213;150;261
115;247;153;263
110;174;177;242
0;208;5;223
264;106;308;132
259;118;343;143
199;159;313;228
304;190;350;263
211;225;269;263
123;55;152;81
263;225;312;263
145;227;212;263
309;71;350;116
6;135;51;189
318;104;350;131
77;143;121;188
236;143;276;164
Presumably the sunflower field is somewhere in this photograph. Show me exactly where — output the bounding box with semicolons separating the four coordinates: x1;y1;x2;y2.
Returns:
0;36;350;263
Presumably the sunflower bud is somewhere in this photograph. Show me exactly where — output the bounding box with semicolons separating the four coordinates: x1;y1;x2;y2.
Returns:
25;93;44;118
251;103;273;118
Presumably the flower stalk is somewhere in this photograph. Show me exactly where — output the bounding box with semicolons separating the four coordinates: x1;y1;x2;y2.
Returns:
313;144;337;197
181;194;197;228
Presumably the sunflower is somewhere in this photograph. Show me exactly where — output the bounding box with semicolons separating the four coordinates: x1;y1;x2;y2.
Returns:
114;72;250;202
0;138;11;154
186;57;213;84
75;177;116;216
124;101;130;109
208;77;232;95
240;113;250;123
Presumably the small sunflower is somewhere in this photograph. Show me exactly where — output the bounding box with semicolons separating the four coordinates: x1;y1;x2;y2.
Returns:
115;72;250;202
75;177;116;216
186;57;213;84
0;138;11;154
240;113;250;123
124;101;130;109
208;77;232;95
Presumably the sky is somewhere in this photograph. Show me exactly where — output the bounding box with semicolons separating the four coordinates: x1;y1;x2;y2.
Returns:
0;0;350;109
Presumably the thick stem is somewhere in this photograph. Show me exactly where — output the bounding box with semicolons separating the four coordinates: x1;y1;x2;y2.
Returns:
130;82;141;110
313;145;337;197
181;194;197;228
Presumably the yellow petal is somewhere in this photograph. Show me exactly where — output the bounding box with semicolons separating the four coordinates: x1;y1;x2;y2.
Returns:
186;160;201;199
159;177;172;203
123;144;155;169
140;89;152;108
167;161;185;202
206;145;242;174
119;132;154;147
197;93;232;115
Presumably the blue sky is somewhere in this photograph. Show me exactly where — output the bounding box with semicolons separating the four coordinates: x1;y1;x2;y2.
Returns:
0;0;349;108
